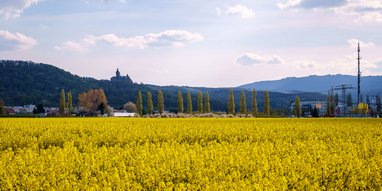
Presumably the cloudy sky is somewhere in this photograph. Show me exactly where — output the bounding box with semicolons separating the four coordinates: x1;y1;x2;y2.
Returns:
1;0;382;87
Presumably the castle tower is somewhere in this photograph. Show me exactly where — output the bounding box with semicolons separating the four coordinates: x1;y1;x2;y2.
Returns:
116;68;121;78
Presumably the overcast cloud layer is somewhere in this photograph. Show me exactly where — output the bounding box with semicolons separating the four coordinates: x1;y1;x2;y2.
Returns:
0;0;381;87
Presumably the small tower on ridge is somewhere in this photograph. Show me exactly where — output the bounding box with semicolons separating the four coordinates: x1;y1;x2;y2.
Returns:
116;68;121;78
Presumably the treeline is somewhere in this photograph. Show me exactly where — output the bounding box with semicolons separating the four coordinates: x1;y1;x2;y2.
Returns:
61;87;277;117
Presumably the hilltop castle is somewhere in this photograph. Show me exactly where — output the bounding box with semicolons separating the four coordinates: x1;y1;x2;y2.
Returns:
111;68;133;84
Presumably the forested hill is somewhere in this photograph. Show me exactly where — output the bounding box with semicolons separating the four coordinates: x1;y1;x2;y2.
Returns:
0;60;325;112
239;74;382;95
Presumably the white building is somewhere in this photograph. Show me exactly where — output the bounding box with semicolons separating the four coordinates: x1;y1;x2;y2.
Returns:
112;110;136;117
291;100;327;116
11;104;36;114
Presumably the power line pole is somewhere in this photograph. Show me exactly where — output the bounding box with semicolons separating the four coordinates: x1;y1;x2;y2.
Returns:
333;85;355;116
357;42;362;104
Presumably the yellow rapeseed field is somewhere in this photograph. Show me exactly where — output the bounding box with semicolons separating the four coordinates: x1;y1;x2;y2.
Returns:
0;118;381;190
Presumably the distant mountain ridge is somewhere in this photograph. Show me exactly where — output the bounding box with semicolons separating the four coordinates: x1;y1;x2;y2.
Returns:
0;60;326;112
239;75;382;96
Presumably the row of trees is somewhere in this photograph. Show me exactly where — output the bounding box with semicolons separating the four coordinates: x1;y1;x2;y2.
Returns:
227;89;271;117
65;88;275;116
59;88;108;116
59;89;74;116
130;90;211;116
130;89;272;116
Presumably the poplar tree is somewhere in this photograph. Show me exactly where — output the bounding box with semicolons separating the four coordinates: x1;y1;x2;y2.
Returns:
59;89;66;116
67;91;73;114
334;93;339;106
136;91;143;116
251;89;258;116
376;95;381;114
295;96;301;118
240;90;247;114
263;90;270;117
197;91;203;113
326;90;335;116
346;93;353;107
157;90;164;114
204;91;211;113
177;91;184;113
228;89;235;114
326;92;332;116
147;91;154;115
187;91;192;114
0;99;5;115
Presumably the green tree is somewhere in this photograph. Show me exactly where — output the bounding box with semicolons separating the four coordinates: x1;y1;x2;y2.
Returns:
136;91;143;116
376;95;381;114
147;91;154;115
263;90;270;117
177;91;184;113
326;90;335;116
312;106;319;117
334;93;339;106
251;89;258;116
187;91;192;114
204;91;211;113
326;92;332;116
0;99;5;115
33;103;45;114
228;89;235;114
346;93;353;107
197;91;203;113
240;90;247;114
59;89;66;116
67;91;73;114
294;96;301;118
157;90;164;114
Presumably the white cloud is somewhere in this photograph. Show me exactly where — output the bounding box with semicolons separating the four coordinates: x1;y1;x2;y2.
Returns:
55;30;204;52
277;0;347;10
0;30;37;50
278;0;382;22
328;55;378;74
347;39;375;48
277;0;302;10
84;0;128;4
332;0;382;22
145;30;204;47
358;12;382;22
0;0;41;20
216;8;222;16
292;54;378;75
236;53;284;65
54;41;89;52
293;60;319;69
217;4;255;19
